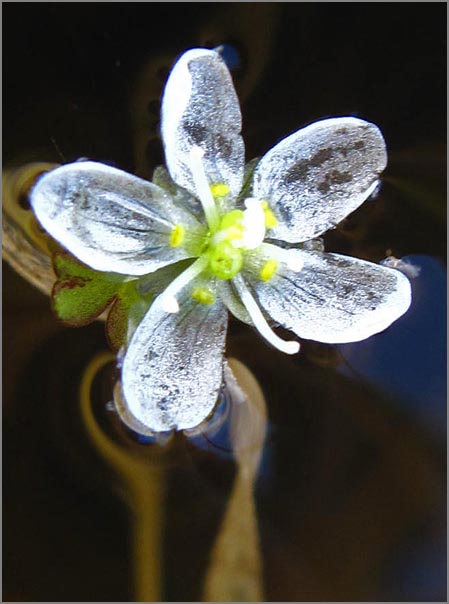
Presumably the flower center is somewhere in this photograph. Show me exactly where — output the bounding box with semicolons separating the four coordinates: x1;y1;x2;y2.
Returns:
189;146;269;280
208;240;243;280
159;147;300;355
206;199;267;280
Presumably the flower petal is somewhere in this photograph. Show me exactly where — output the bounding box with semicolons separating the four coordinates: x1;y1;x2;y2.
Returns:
122;285;228;432
30;161;202;276
247;248;411;344
161;48;244;200
114;381;165;438
152;164;203;218
253;117;387;242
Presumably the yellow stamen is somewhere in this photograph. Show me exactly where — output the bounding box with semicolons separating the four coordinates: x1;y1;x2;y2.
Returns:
260;259;278;282
226;225;244;241
220;209;244;229
170;224;185;247
210;183;230;198
192;287;215;305
212;209;245;245
261;201;277;229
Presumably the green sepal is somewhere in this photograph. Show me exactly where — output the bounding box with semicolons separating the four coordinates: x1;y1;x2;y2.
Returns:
106;281;154;351
51;252;123;327
236;157;260;204
106;261;191;351
51;252;193;352
152;165;178;195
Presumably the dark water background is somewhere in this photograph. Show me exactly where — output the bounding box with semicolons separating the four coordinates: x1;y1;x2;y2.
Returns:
3;3;446;602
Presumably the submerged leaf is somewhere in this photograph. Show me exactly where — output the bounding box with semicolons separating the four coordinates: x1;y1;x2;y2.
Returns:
202;359;267;602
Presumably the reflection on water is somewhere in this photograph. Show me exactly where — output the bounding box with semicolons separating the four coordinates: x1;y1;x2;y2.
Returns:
339;255;447;436
3;297;446;601
3;3;446;602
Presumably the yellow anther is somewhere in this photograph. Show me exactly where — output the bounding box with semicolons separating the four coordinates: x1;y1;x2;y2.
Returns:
220;209;244;229
261;201;277;229
210;183;230;198
226;225;244;241
214;209;245;245
260;259;278;282
264;209;277;229
192;287;215;305
170;224;185;247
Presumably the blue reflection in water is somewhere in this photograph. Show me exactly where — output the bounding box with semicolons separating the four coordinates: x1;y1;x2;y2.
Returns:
187;387;234;459
187;381;274;488
338;255;446;435
215;44;241;70
380;532;447;601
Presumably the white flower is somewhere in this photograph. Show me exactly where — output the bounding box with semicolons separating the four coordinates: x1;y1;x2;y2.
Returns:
31;48;411;433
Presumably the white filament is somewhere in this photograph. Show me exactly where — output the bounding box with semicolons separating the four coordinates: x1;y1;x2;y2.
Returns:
233;274;300;354
190;146;220;231
160;256;209;313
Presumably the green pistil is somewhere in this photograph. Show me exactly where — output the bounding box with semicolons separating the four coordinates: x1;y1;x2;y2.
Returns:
208;241;243;280
203;208;248;280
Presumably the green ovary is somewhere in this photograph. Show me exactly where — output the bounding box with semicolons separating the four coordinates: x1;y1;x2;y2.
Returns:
200;208;245;280
208;240;243;280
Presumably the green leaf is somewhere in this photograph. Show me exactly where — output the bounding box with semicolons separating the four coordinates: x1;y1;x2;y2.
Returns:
51;252;122;326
